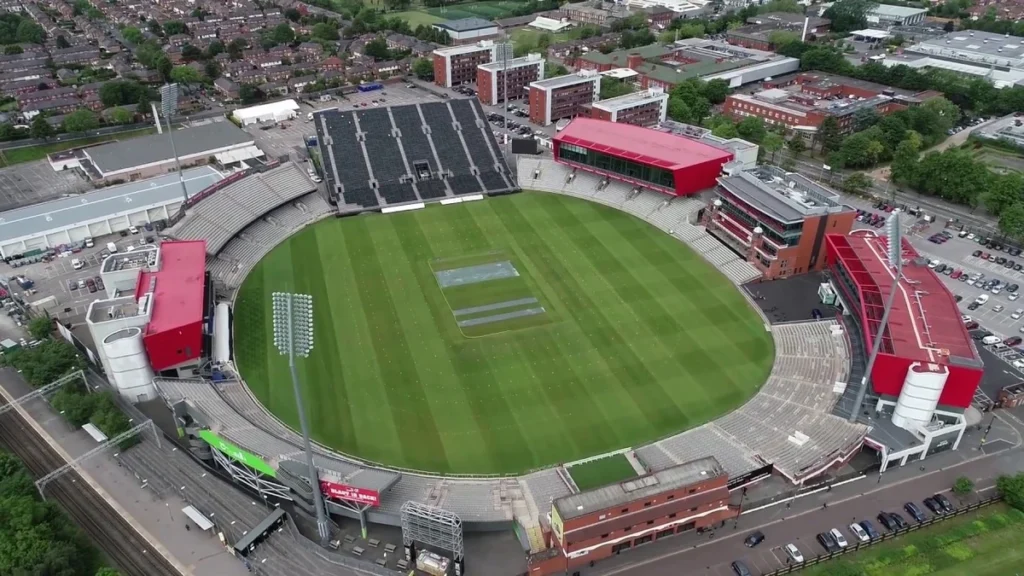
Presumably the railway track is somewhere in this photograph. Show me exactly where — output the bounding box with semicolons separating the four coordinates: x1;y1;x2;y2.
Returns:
0;400;182;576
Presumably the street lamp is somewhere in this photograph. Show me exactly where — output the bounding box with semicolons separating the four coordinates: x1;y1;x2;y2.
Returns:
272;292;330;545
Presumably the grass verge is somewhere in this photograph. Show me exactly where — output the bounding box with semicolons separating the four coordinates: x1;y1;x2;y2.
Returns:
568;454;638;492
800;503;1024;576
0;127;156;168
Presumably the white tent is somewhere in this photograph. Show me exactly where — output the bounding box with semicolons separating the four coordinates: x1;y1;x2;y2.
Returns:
529;16;573;33
231;99;300;126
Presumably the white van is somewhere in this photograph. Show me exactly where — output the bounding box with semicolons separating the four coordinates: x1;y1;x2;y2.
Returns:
107;242;118;254
982;335;1002;345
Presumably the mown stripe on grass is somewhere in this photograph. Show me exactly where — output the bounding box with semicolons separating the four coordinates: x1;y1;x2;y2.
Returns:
392;211;538;472
341;218;449;471
495;195;687;432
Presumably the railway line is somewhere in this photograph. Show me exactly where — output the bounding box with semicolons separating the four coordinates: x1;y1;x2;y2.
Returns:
0;397;181;576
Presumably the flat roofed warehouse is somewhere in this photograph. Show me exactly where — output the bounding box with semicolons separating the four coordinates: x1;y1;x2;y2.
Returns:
0;166;222;258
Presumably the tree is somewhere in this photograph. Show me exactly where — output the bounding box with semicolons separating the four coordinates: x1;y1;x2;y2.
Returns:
30;114;53;140
181;44;203;62
841;172;873;195
27;316;52;340
154;54;173;80
412;57;433;80
702;79;730;105
3;44;21;55
768;30;800;48
51;386;95;427
284;7;301;21
271;22;295;44
712;121;739;139
667;98;691;123
147;19;162;36
364;37;390;60
163;20;187;35
15;20;44;44
997;472;1024;511
1001;202;1024;241
982;173;1024;217
952;476;974;502
823;0;877;33
55;34;70;49
601;77;634;100
787;134;807;157
228;38;248;59
816;117;843;155
137;90;151;113
204;60;221;80
239;84;265;104
736;116;766;143
100;80;144;107
109;107;134;125
761;132;784;163
853;107;881;132
205;40;224;58
889;135;921;184
63;108;98;133
96;568;122;576
312;22;339;41
170;65;202;86
0;339;85;387
121;26;143;44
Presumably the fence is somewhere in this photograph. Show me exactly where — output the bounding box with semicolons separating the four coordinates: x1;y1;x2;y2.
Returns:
764;495;1002;575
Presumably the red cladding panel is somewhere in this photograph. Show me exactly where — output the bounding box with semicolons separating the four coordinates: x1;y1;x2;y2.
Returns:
320;480;380;506
138;240;207;371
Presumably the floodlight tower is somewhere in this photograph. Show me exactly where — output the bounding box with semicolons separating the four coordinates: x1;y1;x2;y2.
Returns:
160;83;190;205
848;211;903;423
272;292;330;545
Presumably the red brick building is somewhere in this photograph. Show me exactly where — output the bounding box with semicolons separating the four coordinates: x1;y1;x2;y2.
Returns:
589;88;669;127
527;458;737;576
477;53;544;106
432;41;496;88
528;71;601;126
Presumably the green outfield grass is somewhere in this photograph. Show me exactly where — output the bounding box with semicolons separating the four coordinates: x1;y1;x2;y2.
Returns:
800;503;1024;576
233;192;773;474
389;9;443;27
568;455;638;492
423;1;520;20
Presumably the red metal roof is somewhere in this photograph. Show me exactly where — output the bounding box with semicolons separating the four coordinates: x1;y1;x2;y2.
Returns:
554;118;732;171
827;231;978;364
137;240;207;337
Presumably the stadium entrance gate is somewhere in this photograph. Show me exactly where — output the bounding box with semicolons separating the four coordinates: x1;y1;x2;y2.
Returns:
400;501;466;576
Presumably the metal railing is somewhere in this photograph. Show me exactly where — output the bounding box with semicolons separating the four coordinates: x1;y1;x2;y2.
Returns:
764;495;1002;575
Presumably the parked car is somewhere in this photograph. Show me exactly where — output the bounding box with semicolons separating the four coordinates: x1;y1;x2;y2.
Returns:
731;561;753;576
904;502;926;523
67;279;77;291
817;531;840;553
877;512;898;531
829;528;848;548
848;522;870;542
973;250;983;257
743;531;765;548
1005;336;1022;346
784;543;804;563
956;295;965;303
889;512;908;529
951;270;963;279
971;330;993;340
967;302;981;311
933;493;954;512
94;277;104;291
86;278;97;293
964;321;979;330
1009;284;1020;293
859;520;881;539
923;497;945;516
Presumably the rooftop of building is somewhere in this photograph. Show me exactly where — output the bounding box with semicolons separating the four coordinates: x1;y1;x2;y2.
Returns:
87;296;145;324
827;230;981;367
745;12;829;27
84;121;253;176
433;17;496;32
432;40;495;56
135;239;207;343
0;166;222;244
732;90;898;119
582;40;776;85
717;166;849;223
768;71;923;99
908;30;1024;68
870;3;928;17
102;245;159;273
478;53;543;71
592;88;669;112
556;117;733;171
554;457;725;521
530;71;600;90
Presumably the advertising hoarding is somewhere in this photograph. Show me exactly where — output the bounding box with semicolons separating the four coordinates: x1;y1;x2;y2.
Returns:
320;479;380;507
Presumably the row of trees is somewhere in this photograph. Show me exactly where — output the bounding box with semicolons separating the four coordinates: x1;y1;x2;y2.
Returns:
0;13;45;45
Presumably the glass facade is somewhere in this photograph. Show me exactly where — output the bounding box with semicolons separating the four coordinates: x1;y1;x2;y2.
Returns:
717;191;803;248
559;143;675;189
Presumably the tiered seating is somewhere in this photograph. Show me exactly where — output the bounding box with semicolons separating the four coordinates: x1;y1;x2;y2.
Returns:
391;105;448;200
420;102;482;195
449;101;510;192
640;424;759;477
169;163;316;254
322;112;377;207
356;108;418;204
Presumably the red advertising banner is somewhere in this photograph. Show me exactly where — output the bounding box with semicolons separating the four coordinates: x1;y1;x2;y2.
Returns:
320;480;380;507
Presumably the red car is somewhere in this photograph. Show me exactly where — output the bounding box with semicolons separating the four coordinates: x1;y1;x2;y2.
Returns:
965;321;979;330
951;270;962;279
1005;336;1023;347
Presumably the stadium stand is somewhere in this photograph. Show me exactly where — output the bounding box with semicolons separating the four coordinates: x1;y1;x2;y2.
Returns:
168;163;317;255
314;100;514;209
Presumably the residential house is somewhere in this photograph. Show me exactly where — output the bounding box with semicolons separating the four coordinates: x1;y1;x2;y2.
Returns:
288;74;315;92
214;76;240;98
321;56;344;72
18;86;78;107
21;97;82;118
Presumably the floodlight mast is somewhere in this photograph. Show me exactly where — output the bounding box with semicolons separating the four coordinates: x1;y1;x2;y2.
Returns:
848;211;903;423
272;292;330;545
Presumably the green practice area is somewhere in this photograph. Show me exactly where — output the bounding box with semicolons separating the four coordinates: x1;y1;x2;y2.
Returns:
234;192;773;474
567;454;638;492
800;503;1024;576
0;127;156;168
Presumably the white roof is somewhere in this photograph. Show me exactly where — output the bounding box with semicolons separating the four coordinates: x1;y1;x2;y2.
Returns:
870;4;927;17
529;16;572;32
850;29;891;40
232;99;300;121
601;68;639;79
215;145;266;164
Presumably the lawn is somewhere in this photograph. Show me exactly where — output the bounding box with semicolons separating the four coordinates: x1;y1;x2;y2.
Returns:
800;503;1024;576
233;192;774;474
0;128;156;168
973;144;1024;174
568;455;638;492
389;9;443;27
509;28;572;49
423;0;521;20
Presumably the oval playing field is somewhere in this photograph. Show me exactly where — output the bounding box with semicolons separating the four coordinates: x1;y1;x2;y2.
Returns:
233;192;775;475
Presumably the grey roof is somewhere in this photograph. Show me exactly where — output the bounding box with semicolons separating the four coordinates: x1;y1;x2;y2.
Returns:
0;166;222;244
554;457;724;521
85;121;254;176
718;168;848;224
531;72;600;90
435;17;495;32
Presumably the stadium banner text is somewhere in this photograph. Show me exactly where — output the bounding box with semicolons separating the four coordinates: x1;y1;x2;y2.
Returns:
320;480;380;506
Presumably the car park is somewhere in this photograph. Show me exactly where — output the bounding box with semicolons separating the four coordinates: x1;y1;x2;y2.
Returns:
993;304;1004;313
86;278;97;293
965;321;978;329
877;512;897;531
731;561;753;576
955;295;964;303
904;502;926;523
967;302;981;310
972;330;993;340
1012;292;1020;301
1013;309;1024;320
951;269;962;279
816;531;840;553
94;277;104;291
923;497;944;515
973;250;983;257
889;512;908;529
933;493;954;512
982;335;1002;345
829;528;848;548
859;519;881;539
848;522;870;542
934;264;947;274
1006;336;1022;346
784;543;804;563
976;294;990;305
743;531;764;547
77;279;85;289
67;279;77;291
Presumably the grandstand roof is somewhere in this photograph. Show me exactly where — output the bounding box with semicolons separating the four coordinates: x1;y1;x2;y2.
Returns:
827;231;979;366
555;118;733;171
85;121;253;176
136;240;207;349
0;166;222;244
555;457;725;521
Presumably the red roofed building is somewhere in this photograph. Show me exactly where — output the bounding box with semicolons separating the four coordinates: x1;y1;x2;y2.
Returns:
553;118;733;196
826;231;983;412
137;240;208;372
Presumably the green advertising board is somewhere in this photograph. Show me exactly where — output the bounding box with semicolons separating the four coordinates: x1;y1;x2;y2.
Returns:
198;429;277;477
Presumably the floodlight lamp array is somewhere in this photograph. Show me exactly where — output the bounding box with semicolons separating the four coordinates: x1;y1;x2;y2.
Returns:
271;292;315;357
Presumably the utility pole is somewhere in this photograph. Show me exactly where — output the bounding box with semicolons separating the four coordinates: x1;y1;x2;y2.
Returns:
272;292;330;546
